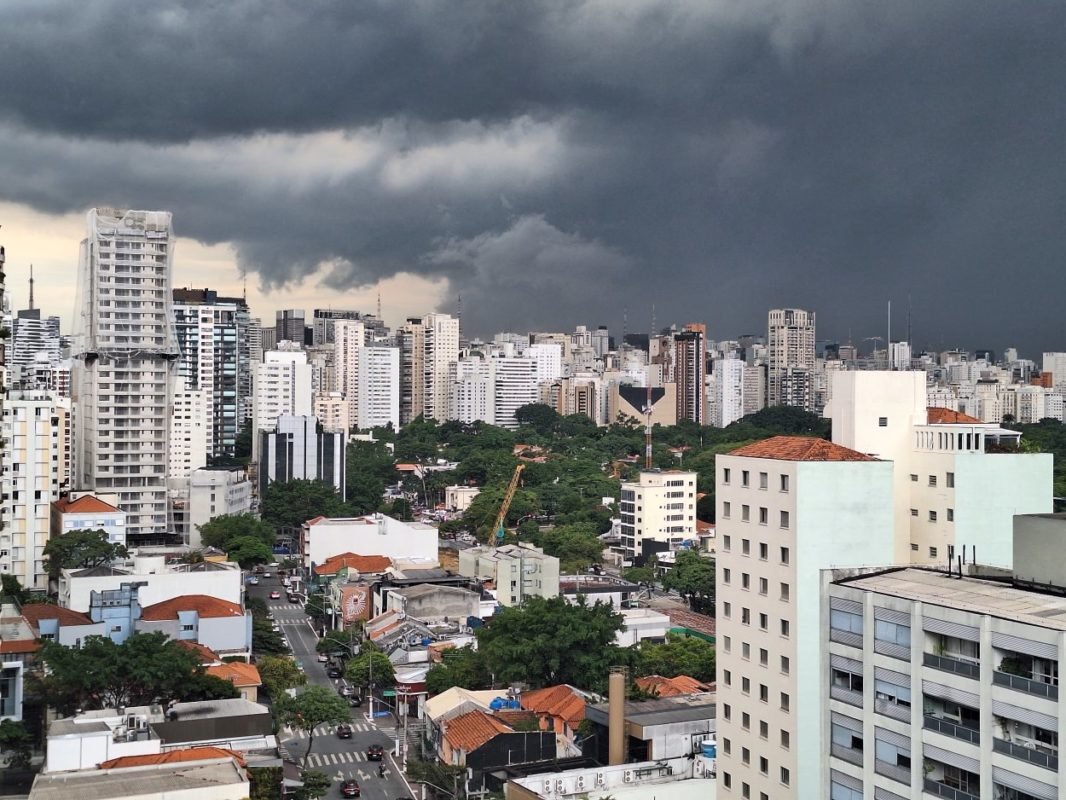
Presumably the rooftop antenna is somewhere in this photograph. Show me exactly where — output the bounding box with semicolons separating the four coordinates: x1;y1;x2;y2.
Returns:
887;300;892;370
28;263;34;310
242;274;247;303
377;288;382;321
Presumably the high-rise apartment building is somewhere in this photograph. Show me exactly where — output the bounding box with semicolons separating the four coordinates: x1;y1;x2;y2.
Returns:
313;308;363;346
399;313;459;424
275;309;306;345
168;383;210;479
449;353;537;429
9;309;61;390
618;470;698;563
767;308;816;411
72;208;180;545
1;391;70;590
711;357;746;428
259;415;345;500
715;436;896;800
333;319;366;430
358;347;400;430
675;326;706;424
172;287;251;459
251;349;313;461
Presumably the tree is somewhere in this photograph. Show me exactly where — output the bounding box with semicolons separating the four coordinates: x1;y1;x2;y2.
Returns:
198;513;276;551
181;672;242;701
261;480;348;530
536;523;605;572
37;632;204;712
253;618;290;656
515;404;562;436
634;633;715;683
225;535;275;569
425;646;491;694
275;685;352;762
297;770;332;800
316;628;361;655
0;719;32;768
258;655;307;698
623;565;655;585
43;529;128;579
661;550;715;613
304;594;329;626
346;440;399;515
0;574;30;605
477;596;625;691
345;649;395;689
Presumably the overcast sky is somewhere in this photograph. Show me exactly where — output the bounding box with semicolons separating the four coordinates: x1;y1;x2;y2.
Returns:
1;1;1064;357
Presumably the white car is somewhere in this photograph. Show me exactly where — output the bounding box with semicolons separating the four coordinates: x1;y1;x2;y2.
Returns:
249;577;260;585
282;578;291;588
317;653;329;663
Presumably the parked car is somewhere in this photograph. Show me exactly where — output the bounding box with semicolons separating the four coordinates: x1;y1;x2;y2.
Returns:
288;593;300;603
341;780;361;798
327;667;343;679
269;590;281;599
366;744;384;761
339;684;356;697
317;653;329;663
262;570;272;578
336;724;353;739
348;695;362;707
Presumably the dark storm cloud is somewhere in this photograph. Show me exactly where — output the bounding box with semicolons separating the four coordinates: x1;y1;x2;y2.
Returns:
1;0;1065;351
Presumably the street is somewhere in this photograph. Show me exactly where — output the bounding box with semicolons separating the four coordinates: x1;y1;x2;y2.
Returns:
247;575;414;800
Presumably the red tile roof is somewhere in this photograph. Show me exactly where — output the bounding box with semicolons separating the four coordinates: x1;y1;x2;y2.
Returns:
20;603;92;627
53;495;121;514
139;595;245;621
207;661;262;687
98;747;245;770
444;710;512;752
634;674;713;697
0;639;38;654
663;608;716;638
728;436;877;462
521;685;586;727
176;640;221;664
314;553;393;576
927;407;983;424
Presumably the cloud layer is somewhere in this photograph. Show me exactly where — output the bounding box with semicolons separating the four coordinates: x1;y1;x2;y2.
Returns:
1;1;1065;351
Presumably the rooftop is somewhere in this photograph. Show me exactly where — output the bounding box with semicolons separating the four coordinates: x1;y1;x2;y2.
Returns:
206;661;262;687
521;685;588;726
838;567;1066;631
927;407;984;425
20;603;92;628
29;760;246;800
443;709;513;751
727;436;877;462
662;608;717;638
140;595;245;620
314;552;393;576
587;693;715;729
634;675;713;697
53;495;122;514
176;640;221;664
97;747;245;770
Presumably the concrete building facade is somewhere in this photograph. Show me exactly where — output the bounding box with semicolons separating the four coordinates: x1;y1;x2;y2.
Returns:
618;470;698;563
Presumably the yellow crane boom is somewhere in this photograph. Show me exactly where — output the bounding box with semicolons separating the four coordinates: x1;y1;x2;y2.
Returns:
493;464;525;541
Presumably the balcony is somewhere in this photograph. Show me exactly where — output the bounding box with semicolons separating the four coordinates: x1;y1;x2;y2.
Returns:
830;743;863;766
993;737;1059;771
924;652;980;680
874;698;910;722
830;684;863;707
993;670;1059;700
923;778;979;800
924;715;981;745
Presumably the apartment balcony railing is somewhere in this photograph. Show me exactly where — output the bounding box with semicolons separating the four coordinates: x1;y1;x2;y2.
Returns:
874;698;910;722
830;743;863;766
993;670;1059;700
924;652;980;680
830;684;863;708
874;759;910;785
993;737;1059;771
922;779;979;800
830;628;863;649
924;715;981;745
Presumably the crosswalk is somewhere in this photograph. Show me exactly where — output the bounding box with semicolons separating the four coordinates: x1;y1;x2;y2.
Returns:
304;750;376;767
282;721;376;737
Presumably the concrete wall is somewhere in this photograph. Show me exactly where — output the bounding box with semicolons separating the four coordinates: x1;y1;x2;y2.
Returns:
1014;514;1066;585
61;569;243;613
305;517;438;567
46;730;160;773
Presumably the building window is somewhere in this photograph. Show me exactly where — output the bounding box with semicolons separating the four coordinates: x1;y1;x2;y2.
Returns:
759;577;768;595
759;472;768;489
878;417;888;427
759;684;769;703
759;720;768;740
722;737;731;754
722;773;731;790
759;542;768;560
830;609;862;635
742;539;751;555
759;648;768;666
723;602;731;618
929;475;937;487
723;704;731;721
742;783;750;800
929;547;938;558
874;679;911;708
780;619;790;637
780;582;790;601
742;712;750;730
780;767;790;786
780;730;790;749
780;692;790;712
723;501;731;518
910;473;918;482
832;668;863;692
759;756;768;775
742;505;750;521
929;510;938;522
759;612;768;630
742;642;750;660
781;655;790;674
723;635;731;652
946;471;955;488
723;468;731;484
780;546;790;565
741;573;750;590
723;535;731;551
723;568;731;584
742;470;750;487
742;677;750;695
875;618;911;647
741;608;751;625
779;510;789;529
910;508;918;517
780;474;789;492
741;747;750;764
947;508;954;521
910;542;919;551
759;507;768;525
723;669;731;686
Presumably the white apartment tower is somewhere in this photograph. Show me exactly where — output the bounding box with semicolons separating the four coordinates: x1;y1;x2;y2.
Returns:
715;436;896;800
712;357;746;428
168;382;210;479
357;346;400;430
400;313;459;424
251;349;313;461
767;308;816;411
333;319;366;430
618;470;698;563
72;209;180;545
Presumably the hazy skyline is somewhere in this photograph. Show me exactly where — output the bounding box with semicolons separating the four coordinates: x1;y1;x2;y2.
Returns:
1;2;1064;355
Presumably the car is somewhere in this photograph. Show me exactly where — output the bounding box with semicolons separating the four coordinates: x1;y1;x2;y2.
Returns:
339;684;355;696
348;695;362;707
248;577;260;585
341;780;361;798
327;667;343;679
317;653;329;662
262;571;272;578
269;590;281;599
366;745;384;761
336;724;353;739
288;593;300;603
282;578;291;587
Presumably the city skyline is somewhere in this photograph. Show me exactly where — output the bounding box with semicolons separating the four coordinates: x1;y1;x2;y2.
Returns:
1;3;1065;353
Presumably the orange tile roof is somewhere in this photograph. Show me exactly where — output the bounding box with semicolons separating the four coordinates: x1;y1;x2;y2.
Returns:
53;495;121;514
728;436;877;462
443;709;513;752
314;552;393;576
140;595;244;621
521;685;586;727
98;747;245;770
927;407;983;424
0;639;38;654
664;608;716;637
207;661;262;687
635;674;712;697
176;640;221;664
20;603;92;627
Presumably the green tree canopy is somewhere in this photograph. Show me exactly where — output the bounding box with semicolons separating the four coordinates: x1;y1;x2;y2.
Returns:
37;632;208;712
345;649;395;689
262;479;348;530
477;596;625;691
661;550;715;613
181;672;242;702
198;513;276;551
515;404;563;436
252;618;290;656
425;646;492;694
0;574;30;605
0;719;32;768
346;440;400;515
258;655;307;698
275;685;352;761
225;536;275;569
535;522;605;572
43;529;128;579
316;628;361;655
297;770;332;800
634;633;715;683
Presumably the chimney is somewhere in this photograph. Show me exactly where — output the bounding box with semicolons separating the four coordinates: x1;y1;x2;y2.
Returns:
608;666;628;766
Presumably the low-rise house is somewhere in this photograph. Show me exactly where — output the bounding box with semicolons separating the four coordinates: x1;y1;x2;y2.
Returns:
380;584;481;624
439;708;556;796
616;609;670;647
45;699;275;773
560;574;640;610
0;603;38;721
301;514;438;569
458;543;560;606
30;748;249;800
520;685;590;741
51;494;127;548
206;661;263;702
137;595;252;660
633;675;713;698
584;693;716;763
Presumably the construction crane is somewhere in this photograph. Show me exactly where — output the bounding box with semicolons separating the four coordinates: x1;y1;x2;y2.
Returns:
493;464;526;541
